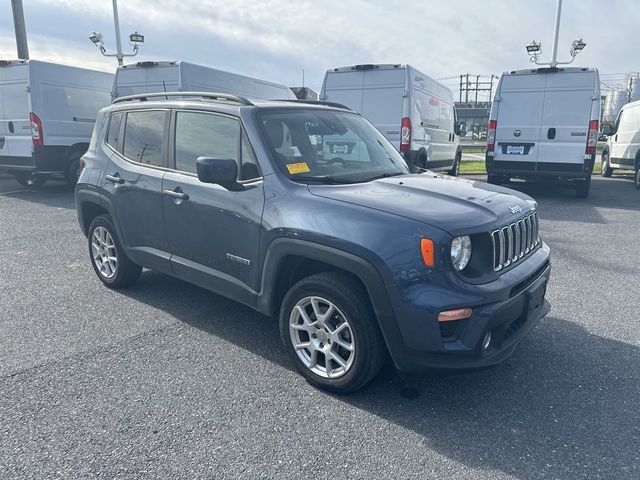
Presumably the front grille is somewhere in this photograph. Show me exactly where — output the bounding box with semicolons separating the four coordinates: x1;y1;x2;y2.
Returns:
491;212;540;272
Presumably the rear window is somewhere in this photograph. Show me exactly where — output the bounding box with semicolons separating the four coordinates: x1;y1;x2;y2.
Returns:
122;110;167;167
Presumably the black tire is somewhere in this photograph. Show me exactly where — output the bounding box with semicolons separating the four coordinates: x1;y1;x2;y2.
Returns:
575;177;591;198
65;154;82;187
448;152;461;177
13;172;46;188
279;272;386;393
87;214;142;288
600;152;613;177
635;165;640;190
487;173;501;185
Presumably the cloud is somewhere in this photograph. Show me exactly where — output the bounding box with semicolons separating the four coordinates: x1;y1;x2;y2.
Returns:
2;0;639;94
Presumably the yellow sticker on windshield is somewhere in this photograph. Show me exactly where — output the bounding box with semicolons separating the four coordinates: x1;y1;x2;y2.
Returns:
286;162;310;174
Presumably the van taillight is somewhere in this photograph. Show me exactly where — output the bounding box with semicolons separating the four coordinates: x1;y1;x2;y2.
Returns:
30;112;43;146
586;119;599;155
486;119;497;154
400;117;411;153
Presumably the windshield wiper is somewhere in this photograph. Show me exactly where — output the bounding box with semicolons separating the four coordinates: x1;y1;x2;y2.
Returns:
291;175;356;185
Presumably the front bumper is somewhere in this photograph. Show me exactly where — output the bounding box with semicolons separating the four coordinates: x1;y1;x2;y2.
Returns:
384;245;552;373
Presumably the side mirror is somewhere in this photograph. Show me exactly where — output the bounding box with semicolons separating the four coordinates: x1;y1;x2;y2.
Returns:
601;124;613;136
455;121;467;137
196;157;242;191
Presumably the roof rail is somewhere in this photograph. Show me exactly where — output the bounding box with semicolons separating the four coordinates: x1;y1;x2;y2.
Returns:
272;99;351;110
112;91;254;106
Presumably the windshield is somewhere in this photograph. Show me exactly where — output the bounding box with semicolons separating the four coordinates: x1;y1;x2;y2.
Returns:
258;108;408;183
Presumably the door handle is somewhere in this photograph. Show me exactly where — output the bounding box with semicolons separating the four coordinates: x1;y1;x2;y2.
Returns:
547;128;556;140
8;121;14;134
105;174;125;184
615;134;618;142
164;188;189;200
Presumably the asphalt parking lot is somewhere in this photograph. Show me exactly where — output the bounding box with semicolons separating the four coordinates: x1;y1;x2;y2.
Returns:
1;173;639;479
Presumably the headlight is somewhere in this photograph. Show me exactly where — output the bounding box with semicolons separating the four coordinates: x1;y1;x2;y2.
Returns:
451;235;472;271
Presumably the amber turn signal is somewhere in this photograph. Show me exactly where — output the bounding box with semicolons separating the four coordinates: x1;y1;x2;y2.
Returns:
437;308;473;322
421;238;435;267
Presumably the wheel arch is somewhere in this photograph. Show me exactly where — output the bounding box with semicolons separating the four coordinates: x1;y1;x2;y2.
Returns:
257;238;405;363
76;189;109;237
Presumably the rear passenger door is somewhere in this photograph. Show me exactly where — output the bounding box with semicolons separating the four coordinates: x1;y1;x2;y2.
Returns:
102;109;172;273
162;110;265;300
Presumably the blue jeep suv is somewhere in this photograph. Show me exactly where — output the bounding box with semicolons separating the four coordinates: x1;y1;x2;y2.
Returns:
75;92;551;392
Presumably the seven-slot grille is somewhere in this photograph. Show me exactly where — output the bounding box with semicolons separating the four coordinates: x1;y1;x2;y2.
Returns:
491;212;539;272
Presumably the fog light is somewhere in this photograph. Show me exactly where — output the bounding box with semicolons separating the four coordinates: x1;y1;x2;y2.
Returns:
482;331;492;351
437;308;472;322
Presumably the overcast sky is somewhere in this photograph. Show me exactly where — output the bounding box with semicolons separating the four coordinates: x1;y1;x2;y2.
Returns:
1;0;637;97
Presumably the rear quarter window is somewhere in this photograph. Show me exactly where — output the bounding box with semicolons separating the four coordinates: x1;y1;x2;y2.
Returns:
106;112;123;151
122;110;167;167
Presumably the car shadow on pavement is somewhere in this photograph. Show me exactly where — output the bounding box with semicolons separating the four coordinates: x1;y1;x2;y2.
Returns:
0;181;75;210
121;270;639;478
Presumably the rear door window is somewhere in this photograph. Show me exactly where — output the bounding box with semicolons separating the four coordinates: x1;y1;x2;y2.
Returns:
122;110;167;167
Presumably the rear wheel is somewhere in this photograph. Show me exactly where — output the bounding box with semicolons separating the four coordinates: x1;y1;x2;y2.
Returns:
600;152;613;177
88;215;142;288
448;151;461;177
487;173;501;185
575;177;591;198
13;172;46;188
279;272;386;393
65;154;82;187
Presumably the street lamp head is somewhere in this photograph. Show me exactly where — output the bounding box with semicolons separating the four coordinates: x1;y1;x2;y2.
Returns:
526;41;542;55
129;32;144;46
570;38;586;57
89;31;104;46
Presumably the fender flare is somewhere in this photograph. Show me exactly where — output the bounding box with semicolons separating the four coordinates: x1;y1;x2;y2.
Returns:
257;238;406;363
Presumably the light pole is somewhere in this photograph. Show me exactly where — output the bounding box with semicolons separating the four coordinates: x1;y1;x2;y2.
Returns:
89;0;143;66
11;0;29;59
525;0;586;67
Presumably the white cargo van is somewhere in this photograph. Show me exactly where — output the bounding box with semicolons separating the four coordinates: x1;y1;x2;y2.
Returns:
486;67;601;198
600;100;640;189
0;60;113;186
112;61;296;101
320;64;464;175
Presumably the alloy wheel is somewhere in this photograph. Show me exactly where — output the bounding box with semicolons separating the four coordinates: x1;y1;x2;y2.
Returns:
289;296;355;379
91;226;118;279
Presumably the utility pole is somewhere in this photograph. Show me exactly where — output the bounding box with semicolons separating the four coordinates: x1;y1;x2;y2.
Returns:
550;0;563;67
11;0;29;59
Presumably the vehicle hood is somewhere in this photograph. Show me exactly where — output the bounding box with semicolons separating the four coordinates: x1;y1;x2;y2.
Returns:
308;173;537;235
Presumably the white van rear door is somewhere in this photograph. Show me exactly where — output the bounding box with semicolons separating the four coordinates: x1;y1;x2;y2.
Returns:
537;72;595;165
0;63;31;159
360;69;404;148
493;74;546;164
322;71;365;112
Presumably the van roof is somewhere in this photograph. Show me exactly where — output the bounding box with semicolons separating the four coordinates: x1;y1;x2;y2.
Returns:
503;66;598;76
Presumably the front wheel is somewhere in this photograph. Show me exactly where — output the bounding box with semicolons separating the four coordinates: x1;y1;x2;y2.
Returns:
279;272;386;393
600;152;613;177
88;215;142;288
635;166;640;190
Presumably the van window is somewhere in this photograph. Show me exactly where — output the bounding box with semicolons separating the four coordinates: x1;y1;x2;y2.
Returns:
174;111;239;175
123;110;167;167
106;112;123;151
